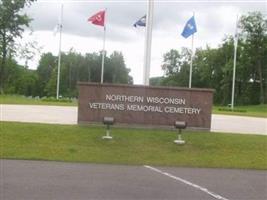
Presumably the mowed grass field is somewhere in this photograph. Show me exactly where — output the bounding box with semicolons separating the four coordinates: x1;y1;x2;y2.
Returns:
213;104;267;118
1;122;266;170
0;95;77;106
1;95;266;117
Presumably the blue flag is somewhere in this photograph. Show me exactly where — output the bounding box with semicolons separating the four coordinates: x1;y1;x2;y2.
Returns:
181;16;197;38
133;15;146;27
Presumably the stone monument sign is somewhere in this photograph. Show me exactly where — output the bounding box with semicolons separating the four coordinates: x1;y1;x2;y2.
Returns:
78;82;214;130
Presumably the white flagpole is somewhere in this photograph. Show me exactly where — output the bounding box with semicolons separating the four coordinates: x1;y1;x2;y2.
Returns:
100;9;107;84
143;0;154;86
56;3;63;99
189;12;195;89
189;33;194;88
231;15;239;110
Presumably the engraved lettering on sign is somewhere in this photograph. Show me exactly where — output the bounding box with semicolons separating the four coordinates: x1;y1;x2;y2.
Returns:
88;94;201;115
146;97;186;105
106;94;144;103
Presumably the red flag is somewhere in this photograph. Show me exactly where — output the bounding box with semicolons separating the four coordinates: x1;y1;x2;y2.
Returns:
88;10;105;27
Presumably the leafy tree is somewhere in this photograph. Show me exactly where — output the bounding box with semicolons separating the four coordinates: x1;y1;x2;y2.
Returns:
45;67;57;97
149;76;164;86
0;0;36;93
35;50;133;98
239;12;267;104
17;38;42;68
108;51;133;84
15;69;38;96
36;53;57;96
161;48;191;87
161;49;182;76
3;56;38;96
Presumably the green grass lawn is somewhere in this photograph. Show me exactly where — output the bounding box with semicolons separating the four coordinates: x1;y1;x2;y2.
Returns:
1;122;266;169
0;95;77;106
213;104;267;118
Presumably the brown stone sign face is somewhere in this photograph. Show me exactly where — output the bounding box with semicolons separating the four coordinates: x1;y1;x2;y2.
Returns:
78;82;214;129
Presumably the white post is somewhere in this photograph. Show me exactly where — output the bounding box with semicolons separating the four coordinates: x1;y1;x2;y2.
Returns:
100;9;107;84
231;15;239;110
56;4;63;99
143;0;154;86
188;12;195;89
189;33;194;88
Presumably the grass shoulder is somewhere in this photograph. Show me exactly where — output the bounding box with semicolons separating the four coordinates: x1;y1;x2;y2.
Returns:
0;95;77;106
1;122;266;170
213;104;267;118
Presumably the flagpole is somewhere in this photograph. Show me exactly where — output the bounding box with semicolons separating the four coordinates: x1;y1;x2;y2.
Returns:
100;9;107;84
56;3;63;99
143;0;154;86
189;12;195;89
231;15;239;110
189;33;194;88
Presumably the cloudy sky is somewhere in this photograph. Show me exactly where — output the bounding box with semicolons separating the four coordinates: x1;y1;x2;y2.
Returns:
20;0;267;84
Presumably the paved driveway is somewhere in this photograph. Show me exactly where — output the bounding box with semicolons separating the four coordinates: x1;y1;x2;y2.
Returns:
1;104;266;135
211;114;266;135
1;159;267;200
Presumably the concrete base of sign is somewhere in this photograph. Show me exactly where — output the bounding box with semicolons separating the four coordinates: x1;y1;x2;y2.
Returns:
102;135;113;139
174;139;185;144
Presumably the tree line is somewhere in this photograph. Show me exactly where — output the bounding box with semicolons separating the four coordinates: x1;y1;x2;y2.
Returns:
3;50;133;97
37;50;133;97
0;0;266;105
151;12;267;105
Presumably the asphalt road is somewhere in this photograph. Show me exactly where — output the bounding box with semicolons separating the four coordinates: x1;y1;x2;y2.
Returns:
1;104;266;135
1;159;266;200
